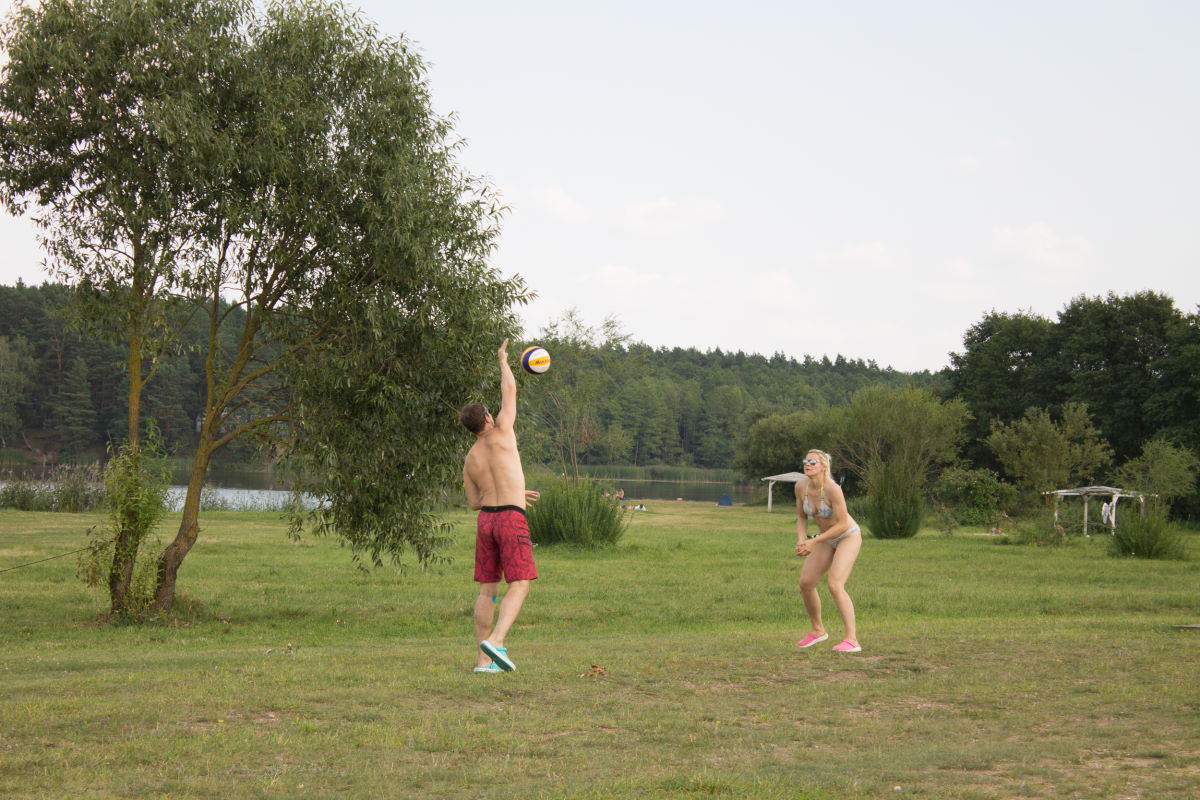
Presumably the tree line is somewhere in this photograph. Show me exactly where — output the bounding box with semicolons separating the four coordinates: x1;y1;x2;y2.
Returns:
738;291;1200;523
0;287;933;469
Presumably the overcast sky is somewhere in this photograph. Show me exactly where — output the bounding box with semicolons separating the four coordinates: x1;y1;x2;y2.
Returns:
2;1;1197;372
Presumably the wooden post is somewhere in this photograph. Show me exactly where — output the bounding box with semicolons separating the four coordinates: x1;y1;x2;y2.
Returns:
1083;495;1090;537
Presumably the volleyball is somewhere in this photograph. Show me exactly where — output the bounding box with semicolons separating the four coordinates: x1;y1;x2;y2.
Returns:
521;345;551;375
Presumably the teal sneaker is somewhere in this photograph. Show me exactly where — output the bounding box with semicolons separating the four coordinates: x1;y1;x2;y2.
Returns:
480;640;516;671
472;662;502;674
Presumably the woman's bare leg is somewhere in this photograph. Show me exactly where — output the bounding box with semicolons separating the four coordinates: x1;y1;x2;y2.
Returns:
798;545;834;636
826;535;862;644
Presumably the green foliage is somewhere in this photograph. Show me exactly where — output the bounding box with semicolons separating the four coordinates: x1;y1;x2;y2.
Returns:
947;310;1057;466
947;294;1200;493
518;311;635;474
526;477;629;548
987;402;1113;498
867;464;923;539
1114;439;1199;502
0;335;35;447
833;386;964;540
734;409;840;483
1054;292;1186;461
932;466;1017;526
1109;504;1187;560
51;357;98;454
77;437;172;617
838;386;966;489
1;0;530;606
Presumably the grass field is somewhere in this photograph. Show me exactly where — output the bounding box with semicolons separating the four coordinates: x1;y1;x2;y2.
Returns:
1;502;1197;799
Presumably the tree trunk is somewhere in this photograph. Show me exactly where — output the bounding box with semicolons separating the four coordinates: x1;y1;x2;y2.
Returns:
153;438;212;612
108;328;145;616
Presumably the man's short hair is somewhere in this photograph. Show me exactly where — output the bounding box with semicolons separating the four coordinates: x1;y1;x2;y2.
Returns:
459;403;489;434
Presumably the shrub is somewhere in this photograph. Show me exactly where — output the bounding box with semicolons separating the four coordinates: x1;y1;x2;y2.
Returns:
77;438;171;618
932;467;1016;526
526;477;629;548
868;466;922;539
1109;505;1187;560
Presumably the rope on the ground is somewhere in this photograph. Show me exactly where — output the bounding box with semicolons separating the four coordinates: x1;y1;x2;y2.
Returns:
0;539;113;575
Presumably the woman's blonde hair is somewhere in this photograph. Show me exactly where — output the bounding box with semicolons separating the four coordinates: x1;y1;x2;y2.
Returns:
804;449;832;503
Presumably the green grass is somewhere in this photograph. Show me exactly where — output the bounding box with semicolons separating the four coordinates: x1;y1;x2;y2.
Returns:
1;504;1198;799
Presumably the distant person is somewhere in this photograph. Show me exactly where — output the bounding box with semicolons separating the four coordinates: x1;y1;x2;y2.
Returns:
793;449;863;653
459;338;540;673
616;488;625;502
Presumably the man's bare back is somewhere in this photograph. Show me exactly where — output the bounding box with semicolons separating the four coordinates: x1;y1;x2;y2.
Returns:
463;425;527;509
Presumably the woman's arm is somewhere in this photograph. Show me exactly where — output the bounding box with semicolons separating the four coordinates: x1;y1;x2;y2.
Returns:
794;479;809;554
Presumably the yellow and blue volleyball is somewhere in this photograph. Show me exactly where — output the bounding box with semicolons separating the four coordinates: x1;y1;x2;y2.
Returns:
521;345;551;375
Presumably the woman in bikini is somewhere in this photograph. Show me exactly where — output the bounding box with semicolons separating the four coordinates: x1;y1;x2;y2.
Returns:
794;449;863;653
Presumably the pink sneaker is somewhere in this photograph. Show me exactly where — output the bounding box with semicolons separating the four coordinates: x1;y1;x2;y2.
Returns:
832;639;862;653
795;632;829;648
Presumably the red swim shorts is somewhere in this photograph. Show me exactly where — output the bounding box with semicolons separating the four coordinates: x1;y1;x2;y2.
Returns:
474;506;539;583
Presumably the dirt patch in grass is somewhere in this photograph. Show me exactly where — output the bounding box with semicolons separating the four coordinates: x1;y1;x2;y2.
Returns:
181;709;290;733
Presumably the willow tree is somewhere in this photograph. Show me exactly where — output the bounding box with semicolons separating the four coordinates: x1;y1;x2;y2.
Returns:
837;386;966;538
0;0;526;614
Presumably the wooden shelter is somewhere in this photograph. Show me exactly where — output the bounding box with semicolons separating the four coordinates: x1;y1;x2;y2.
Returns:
1043;485;1146;536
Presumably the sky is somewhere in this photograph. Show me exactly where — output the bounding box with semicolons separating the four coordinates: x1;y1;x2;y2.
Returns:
2;1;1198;372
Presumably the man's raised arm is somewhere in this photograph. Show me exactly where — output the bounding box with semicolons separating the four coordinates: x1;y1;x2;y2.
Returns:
496;338;517;431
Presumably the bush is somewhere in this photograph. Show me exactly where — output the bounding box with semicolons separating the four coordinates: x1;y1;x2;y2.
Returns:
1109;505;1187;560
526;477;629;548
77;438;171;618
868;467;922;539
932;467;1016;526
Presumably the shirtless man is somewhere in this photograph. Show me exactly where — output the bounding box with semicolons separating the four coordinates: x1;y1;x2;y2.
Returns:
459;338;539;673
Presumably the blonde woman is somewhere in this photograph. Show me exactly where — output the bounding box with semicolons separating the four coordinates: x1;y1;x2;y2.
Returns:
794;449;862;652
